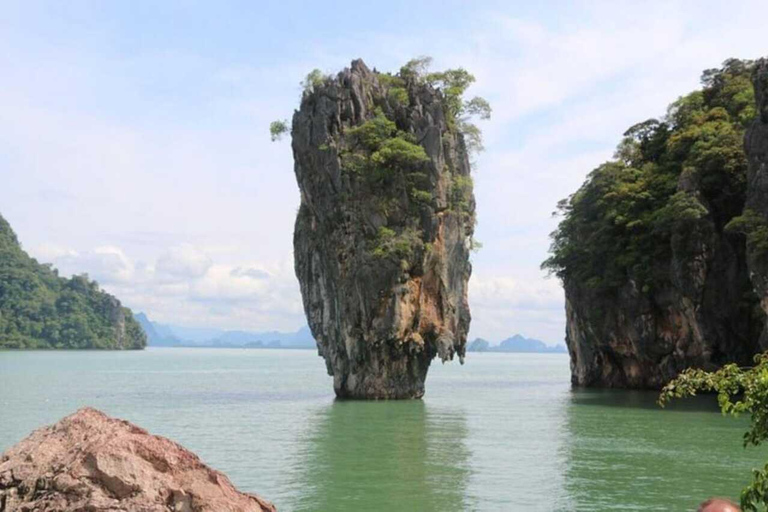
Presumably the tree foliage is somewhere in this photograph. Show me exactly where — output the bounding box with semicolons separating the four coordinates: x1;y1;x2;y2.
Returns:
727;209;768;258
401;59;492;153
301;68;328;94
659;354;768;511
542;59;755;294
0;214;145;349
276;57;487;263
269;119;288;141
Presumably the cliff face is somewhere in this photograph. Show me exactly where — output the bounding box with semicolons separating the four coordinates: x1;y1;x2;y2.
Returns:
744;58;768;345
565;167;762;388
0;408;275;512
564;246;761;387
291;60;475;398
0;214;146;349
547;59;766;388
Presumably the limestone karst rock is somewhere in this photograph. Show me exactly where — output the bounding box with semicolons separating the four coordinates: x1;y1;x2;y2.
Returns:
291;59;476;398
548;59;766;388
0;408;276;512
744;58;768;345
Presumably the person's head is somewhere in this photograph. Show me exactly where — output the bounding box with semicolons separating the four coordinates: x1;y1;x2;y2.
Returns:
698;498;741;512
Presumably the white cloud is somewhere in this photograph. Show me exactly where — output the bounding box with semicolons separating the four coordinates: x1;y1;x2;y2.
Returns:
4;0;768;341
49;245;135;284
230;266;270;280
156;244;213;280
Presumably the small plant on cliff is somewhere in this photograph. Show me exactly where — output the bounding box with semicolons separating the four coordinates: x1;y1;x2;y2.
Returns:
301;69;328;94
727;209;768;258
659;354;768;511
269;120;288;141
371;226;424;261
400;56;492;154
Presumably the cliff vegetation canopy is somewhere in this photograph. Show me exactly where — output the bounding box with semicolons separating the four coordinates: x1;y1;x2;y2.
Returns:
543;59;758;294
0;214;146;349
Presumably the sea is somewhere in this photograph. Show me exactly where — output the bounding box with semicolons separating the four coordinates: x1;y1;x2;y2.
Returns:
1;348;764;511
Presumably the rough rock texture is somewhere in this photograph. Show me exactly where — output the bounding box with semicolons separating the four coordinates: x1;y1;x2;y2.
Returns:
565;254;762;388
291;59;475;398
564;63;768;389
0;408;275;512
565;177;763;387
745;58;768;344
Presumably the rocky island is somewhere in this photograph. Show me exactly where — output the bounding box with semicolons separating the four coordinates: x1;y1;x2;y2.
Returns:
0;214;145;349
289;59;487;398
0;408;275;511
743;58;768;343
544;58;768;388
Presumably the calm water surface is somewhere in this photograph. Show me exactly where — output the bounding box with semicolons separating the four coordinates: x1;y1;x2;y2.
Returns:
0;349;764;511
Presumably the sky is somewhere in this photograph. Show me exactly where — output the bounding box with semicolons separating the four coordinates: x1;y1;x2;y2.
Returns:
1;1;767;345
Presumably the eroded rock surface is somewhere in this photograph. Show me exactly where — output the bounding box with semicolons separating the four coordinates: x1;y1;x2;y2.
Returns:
0;408;275;512
556;60;766;388
291;59;475;398
745;58;768;345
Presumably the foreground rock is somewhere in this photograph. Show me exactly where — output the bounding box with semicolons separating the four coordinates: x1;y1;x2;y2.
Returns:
0;408;275;512
291;59;476;398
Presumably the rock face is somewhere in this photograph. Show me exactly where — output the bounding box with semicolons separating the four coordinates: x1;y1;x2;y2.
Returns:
564;260;761;387
291;59;475;398
0;408;275;512
745;58;768;345
555;60;767;388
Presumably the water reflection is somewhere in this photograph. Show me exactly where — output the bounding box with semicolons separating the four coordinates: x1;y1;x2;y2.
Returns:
287;400;472;512
561;389;765;511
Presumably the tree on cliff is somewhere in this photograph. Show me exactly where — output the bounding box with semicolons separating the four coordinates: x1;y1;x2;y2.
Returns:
542;59;755;295
0;213;146;349
660;357;768;511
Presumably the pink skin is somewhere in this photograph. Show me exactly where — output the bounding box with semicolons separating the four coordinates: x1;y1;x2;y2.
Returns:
698;499;741;512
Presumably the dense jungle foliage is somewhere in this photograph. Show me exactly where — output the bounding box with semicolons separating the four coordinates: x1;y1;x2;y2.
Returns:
0;214;145;349
543;59;757;295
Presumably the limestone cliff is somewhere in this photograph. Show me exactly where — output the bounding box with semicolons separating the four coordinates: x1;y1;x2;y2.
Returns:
291;60;476;398
744;58;768;345
546;59;766;388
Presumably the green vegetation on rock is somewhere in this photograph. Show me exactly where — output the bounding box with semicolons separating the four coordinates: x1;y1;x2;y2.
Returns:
543;59;756;295
660;354;768;511
727;208;768;258
0;214;146;349
269;119;288;141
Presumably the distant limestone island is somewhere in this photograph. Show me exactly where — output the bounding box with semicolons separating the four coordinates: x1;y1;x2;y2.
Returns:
467;334;566;354
135;312;315;349
0;214;145;350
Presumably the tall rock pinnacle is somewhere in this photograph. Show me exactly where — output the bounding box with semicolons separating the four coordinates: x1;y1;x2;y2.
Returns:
744;58;768;346
291;59;476;398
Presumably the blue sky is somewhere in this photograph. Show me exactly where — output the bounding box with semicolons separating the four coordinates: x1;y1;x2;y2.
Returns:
2;1;767;344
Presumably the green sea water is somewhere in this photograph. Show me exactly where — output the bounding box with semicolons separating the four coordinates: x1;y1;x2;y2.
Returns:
0;349;764;511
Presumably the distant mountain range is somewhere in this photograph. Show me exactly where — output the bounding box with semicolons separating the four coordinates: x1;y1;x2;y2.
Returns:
134;313;316;349
467;334;567;353
135;313;565;354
